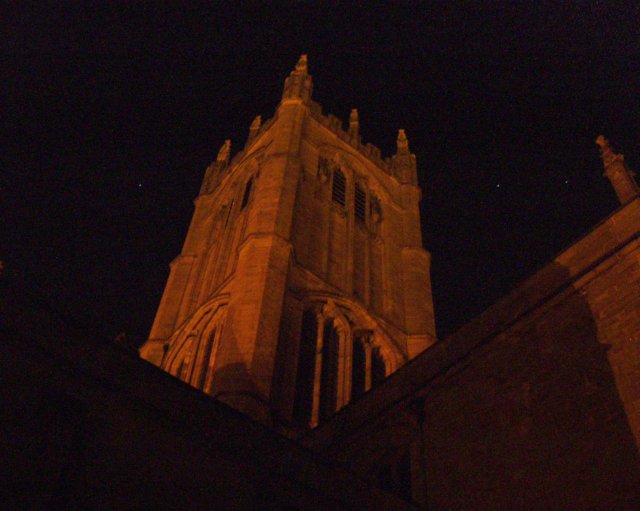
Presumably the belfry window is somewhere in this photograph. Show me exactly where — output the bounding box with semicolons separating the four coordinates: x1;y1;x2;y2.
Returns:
241;178;253;209
354;183;366;222
332;169;346;206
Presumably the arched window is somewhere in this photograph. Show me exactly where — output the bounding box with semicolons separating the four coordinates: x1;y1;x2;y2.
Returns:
241;177;253;209
293;310;318;426
332;169;346;206
372;346;386;387
354;182;366;222
196;329;216;390
319;319;340;421
351;336;366;400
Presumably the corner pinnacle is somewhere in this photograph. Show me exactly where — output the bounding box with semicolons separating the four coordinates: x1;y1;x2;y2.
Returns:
596;135;639;204
281;54;313;103
295;54;308;74
396;129;410;154
216;139;231;164
349;108;359;138
250;115;262;131
595;135;621;169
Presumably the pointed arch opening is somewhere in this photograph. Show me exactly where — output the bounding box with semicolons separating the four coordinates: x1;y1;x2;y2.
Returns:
293;309;318;426
319;318;340;421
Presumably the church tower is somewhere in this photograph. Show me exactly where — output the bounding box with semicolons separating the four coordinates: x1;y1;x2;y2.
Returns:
140;56;437;429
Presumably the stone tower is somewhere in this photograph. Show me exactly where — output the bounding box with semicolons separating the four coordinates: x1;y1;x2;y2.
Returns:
140;56;437;428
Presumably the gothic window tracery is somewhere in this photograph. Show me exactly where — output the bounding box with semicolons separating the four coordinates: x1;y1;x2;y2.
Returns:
196;328;217;391
162;305;227;391
293;302;393;427
176;336;196;382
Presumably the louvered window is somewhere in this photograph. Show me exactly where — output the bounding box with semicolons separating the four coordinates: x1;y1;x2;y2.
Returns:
354;183;366;222
332;169;346;206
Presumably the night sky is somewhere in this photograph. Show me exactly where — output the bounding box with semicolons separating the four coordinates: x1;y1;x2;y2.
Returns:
4;3;639;343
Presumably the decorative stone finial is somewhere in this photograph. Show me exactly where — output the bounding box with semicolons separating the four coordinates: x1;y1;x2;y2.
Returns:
596;135;623;169
391;129;417;185
348;108;359;139
216;139;231;164
200;139;232;194
281;54;313;103
295;54;308;73
596;135;639;205
396;129;410;155
246;115;262;147
250;115;262;131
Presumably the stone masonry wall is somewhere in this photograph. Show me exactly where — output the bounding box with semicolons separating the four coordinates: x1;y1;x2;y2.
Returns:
305;197;640;509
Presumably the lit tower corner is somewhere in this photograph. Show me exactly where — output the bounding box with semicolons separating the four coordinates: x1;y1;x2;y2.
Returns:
140;55;437;430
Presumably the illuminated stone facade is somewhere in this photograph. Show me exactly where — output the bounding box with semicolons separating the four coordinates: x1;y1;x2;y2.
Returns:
5;63;640;507
140;56;436;427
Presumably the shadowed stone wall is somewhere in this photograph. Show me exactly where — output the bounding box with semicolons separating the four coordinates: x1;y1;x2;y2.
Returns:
305;198;640;509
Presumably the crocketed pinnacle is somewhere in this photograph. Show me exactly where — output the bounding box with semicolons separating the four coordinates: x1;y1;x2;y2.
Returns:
595;135;623;169
295;54;308;74
216;139;231;164
596;135;639;205
348;109;359;138
396;129;410;155
281;54;313;103
250;115;262;131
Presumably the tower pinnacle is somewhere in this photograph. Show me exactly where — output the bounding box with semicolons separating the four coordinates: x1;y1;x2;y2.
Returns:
295;54;308;73
216;139;231;165
282;54;313;103
396;129;410;155
246;115;262;146
348;109;359;139
391;129;417;185
596;135;639;205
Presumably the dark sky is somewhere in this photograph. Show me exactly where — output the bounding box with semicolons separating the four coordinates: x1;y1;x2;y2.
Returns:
3;2;639;342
